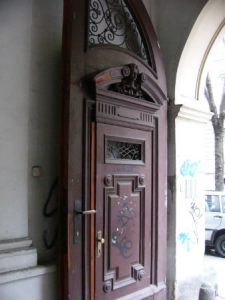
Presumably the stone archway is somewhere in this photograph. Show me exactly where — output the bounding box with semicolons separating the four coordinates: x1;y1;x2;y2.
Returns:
176;0;225;103
168;1;225;299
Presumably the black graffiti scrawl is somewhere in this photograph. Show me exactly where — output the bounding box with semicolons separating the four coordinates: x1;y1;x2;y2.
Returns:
111;190;137;259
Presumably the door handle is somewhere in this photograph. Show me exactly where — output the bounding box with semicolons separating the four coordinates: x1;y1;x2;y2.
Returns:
96;231;105;258
75;209;96;215
214;215;222;218
73;200;96;244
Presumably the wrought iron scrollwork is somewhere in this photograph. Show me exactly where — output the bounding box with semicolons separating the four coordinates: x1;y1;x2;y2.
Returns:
88;0;151;66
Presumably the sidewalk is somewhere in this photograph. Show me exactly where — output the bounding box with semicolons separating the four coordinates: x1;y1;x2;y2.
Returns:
203;251;225;299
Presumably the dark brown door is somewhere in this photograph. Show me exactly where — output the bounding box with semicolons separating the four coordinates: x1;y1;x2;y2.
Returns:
96;123;153;299
60;1;167;299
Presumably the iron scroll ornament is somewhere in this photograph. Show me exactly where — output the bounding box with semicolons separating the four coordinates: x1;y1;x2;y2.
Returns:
88;0;152;66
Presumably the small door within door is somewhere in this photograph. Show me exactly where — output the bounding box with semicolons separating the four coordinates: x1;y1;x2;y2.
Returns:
95;123;154;299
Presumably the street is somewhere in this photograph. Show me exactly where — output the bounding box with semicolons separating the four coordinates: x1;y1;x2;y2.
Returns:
204;250;225;299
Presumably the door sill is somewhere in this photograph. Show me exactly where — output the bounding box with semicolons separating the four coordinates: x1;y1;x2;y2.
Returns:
116;282;166;300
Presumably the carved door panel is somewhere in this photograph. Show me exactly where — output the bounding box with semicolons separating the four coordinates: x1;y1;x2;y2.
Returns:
96;123;153;299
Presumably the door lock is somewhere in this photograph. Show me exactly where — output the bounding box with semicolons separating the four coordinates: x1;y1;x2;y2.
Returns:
97;231;105;258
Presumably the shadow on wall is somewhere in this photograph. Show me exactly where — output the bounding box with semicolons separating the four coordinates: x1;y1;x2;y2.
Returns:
27;0;63;264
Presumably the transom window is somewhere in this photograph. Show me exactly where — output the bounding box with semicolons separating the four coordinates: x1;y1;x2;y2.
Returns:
88;0;152;66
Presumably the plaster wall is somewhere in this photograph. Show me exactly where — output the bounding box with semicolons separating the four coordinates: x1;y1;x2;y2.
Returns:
175;114;205;299
0;0;62;298
0;0;32;240
0;0;62;262
167;104;211;300
0;267;57;300
27;0;63;263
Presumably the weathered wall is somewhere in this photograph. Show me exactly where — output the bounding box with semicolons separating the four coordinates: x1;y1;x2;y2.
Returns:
0;0;32;241
27;0;63;264
0;0;62;298
166;1;225;299
175;109;208;299
0;266;57;300
0;0;62;263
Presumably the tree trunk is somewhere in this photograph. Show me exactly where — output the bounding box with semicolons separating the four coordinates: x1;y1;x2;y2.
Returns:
205;75;225;191
213;115;224;191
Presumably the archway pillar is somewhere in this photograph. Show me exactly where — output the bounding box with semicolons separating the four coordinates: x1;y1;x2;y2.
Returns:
168;101;212;299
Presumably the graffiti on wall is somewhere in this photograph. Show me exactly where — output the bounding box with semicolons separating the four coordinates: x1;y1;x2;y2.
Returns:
177;159;203;251
177;232;196;252
180;160;200;177
189;201;202;243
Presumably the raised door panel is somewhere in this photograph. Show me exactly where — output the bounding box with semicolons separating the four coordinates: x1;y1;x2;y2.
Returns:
95;123;154;299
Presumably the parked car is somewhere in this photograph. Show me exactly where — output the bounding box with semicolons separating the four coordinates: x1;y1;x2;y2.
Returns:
205;191;225;257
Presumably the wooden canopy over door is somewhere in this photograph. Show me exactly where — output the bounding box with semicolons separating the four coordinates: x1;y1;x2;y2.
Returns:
60;1;167;299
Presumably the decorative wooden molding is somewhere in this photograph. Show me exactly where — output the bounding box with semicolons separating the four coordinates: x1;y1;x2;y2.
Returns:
94;64;167;106
109;64;148;100
96;98;155;129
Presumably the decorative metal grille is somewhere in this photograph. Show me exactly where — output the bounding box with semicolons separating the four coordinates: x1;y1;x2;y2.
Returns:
88;0;151;65
106;140;142;161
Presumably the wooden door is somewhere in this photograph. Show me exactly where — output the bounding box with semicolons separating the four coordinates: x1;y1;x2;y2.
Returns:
96;124;153;299
60;1;167;300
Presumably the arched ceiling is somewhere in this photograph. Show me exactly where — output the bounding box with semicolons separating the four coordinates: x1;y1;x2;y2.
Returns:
175;0;225;106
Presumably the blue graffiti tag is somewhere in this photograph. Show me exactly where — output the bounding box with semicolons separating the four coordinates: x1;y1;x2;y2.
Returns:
177;232;195;252
180;160;200;177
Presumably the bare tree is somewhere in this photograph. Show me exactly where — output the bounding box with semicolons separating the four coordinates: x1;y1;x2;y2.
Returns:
205;74;225;191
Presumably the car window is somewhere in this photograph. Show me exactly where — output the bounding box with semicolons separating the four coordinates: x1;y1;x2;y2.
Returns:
205;195;221;212
205;201;209;212
222;196;225;213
